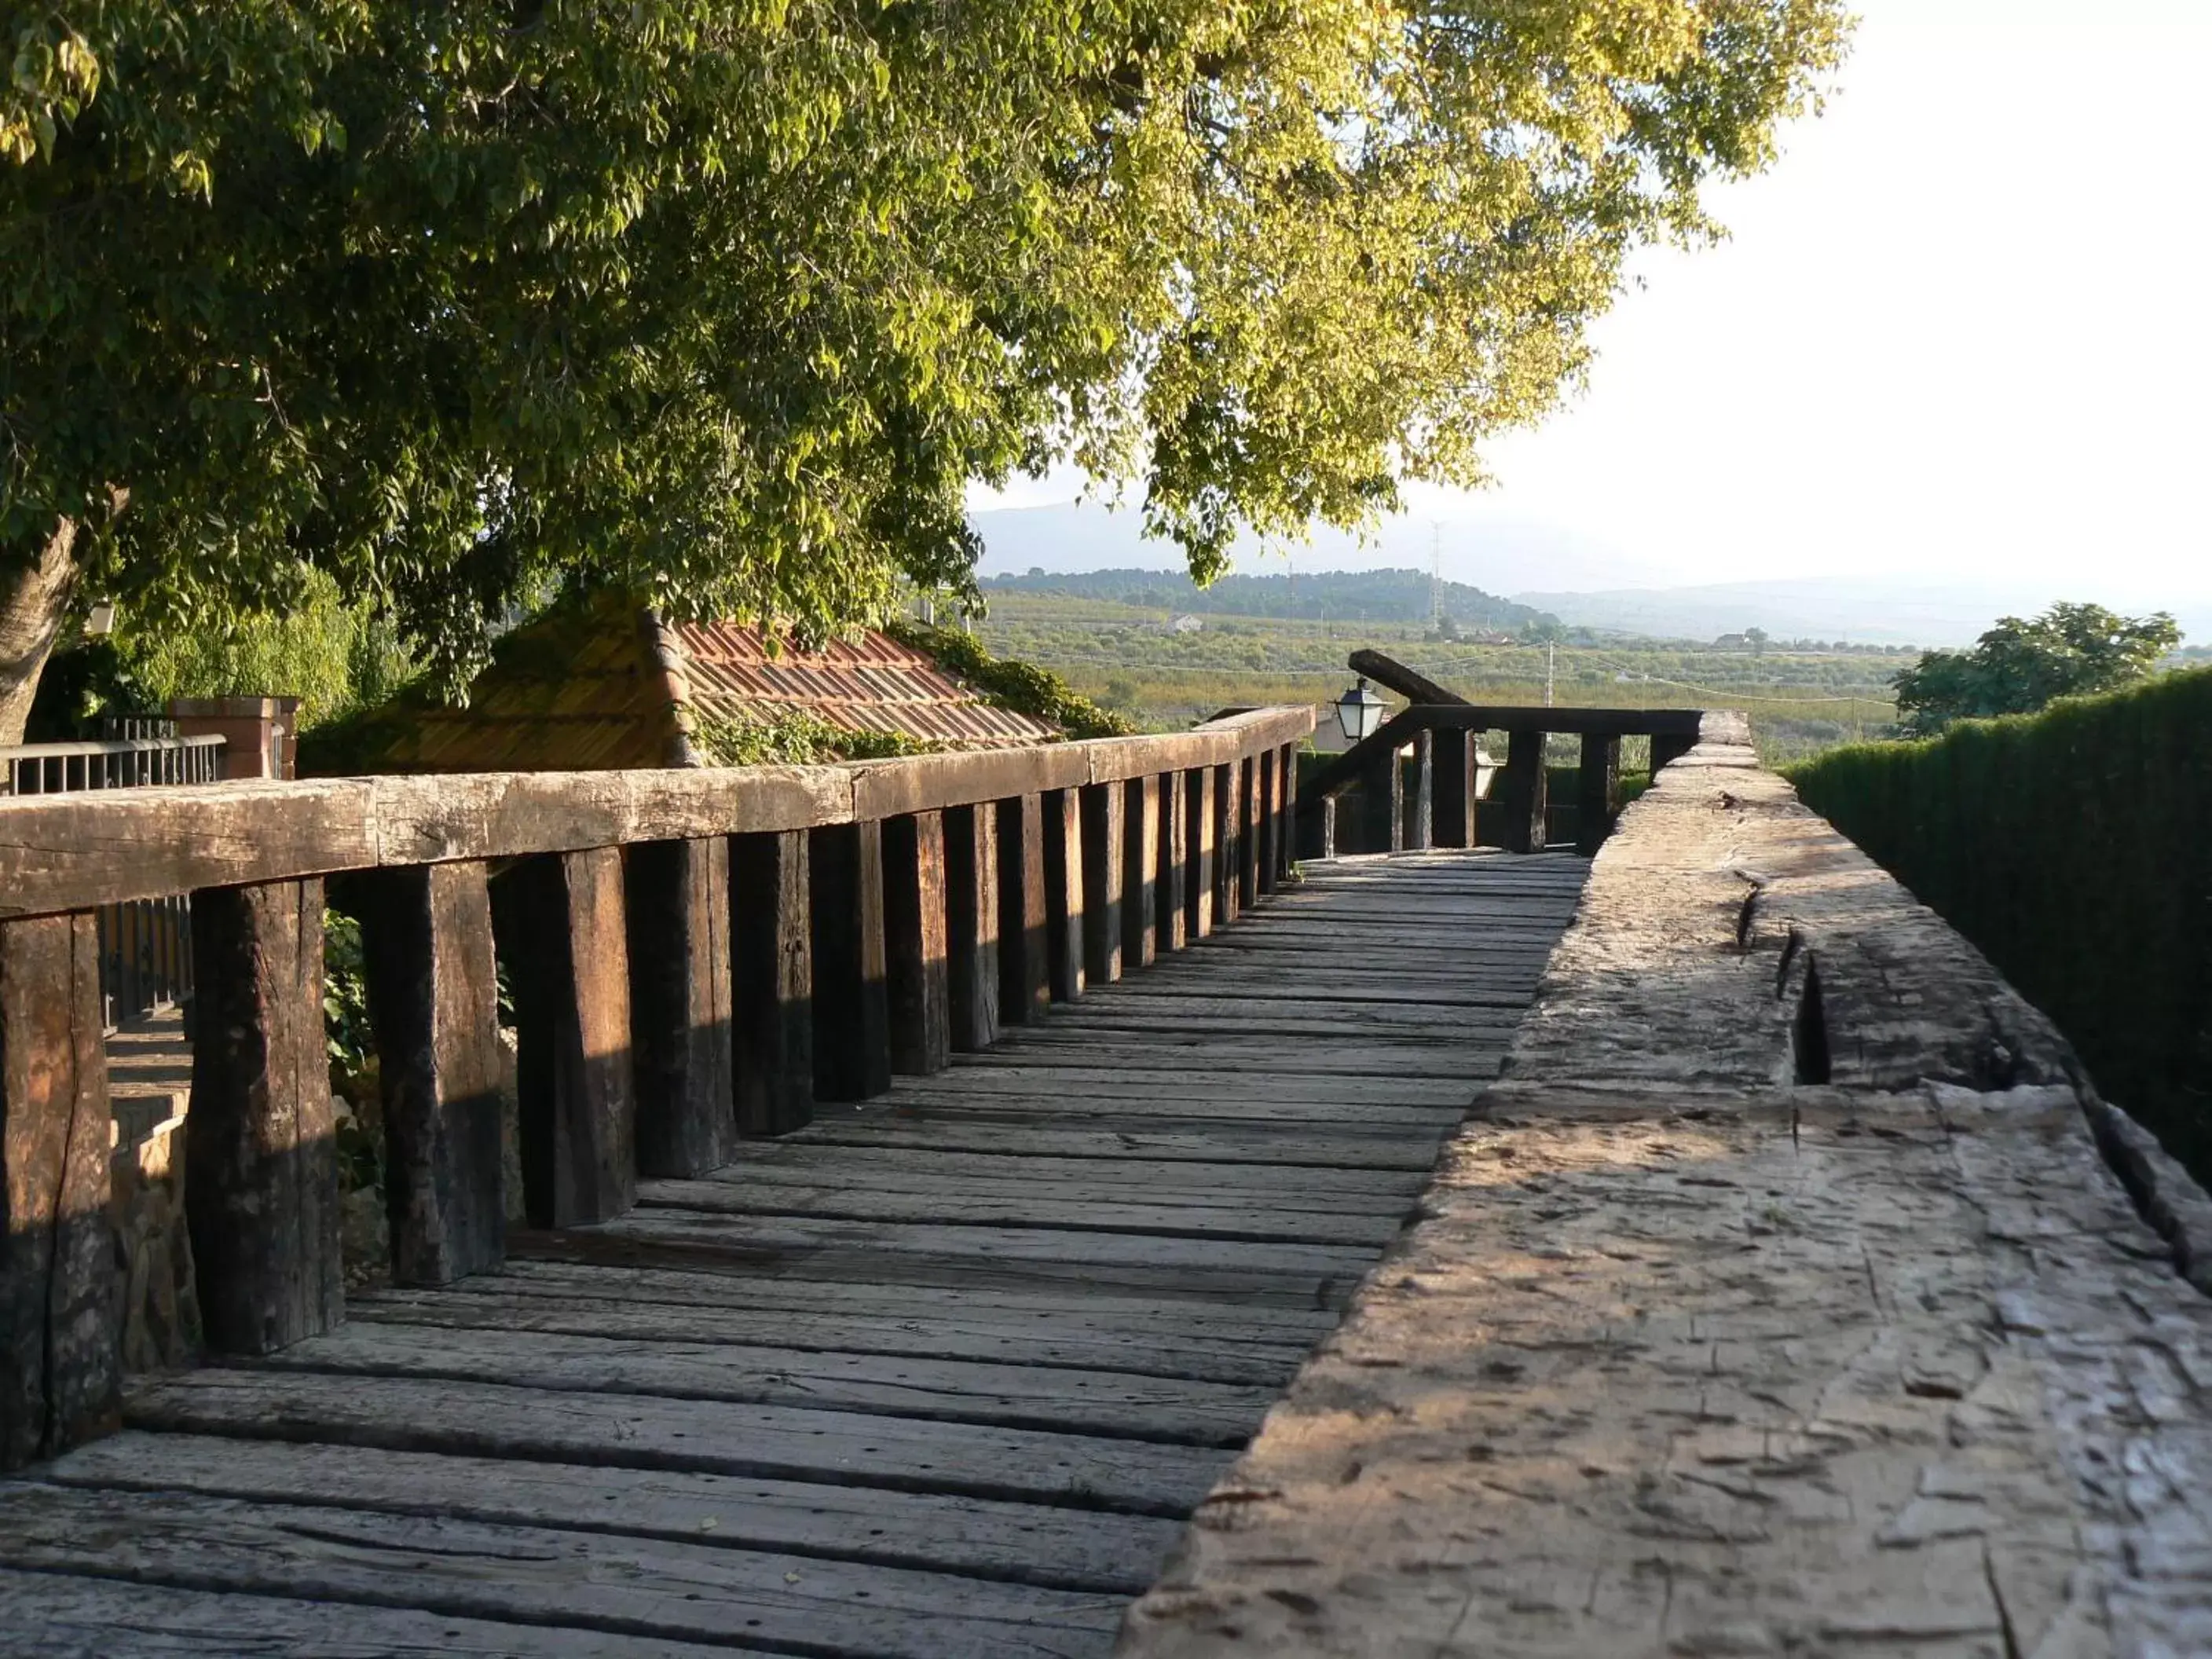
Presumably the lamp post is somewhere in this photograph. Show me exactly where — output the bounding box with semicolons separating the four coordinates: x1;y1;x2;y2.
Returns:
1335;677;1386;744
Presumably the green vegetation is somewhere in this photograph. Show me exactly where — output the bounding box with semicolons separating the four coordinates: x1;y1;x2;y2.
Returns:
1890;602;2181;736
27;564;417;738
2;2;1848;740
887;617;1135;741
690;708;928;767
969;591;1897;764
1789;669;2212;1177
980;568;1553;632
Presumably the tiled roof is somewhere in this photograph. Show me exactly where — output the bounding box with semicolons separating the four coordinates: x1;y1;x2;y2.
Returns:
674;621;1059;749
309;599;1057;776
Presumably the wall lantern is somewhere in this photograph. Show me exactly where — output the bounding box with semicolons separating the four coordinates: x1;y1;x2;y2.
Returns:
1335;677;1386;743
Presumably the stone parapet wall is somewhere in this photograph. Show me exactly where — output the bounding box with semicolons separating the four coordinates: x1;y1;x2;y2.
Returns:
1119;721;2212;1658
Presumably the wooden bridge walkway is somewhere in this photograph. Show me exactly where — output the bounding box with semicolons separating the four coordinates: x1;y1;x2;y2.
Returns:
1;850;1587;1658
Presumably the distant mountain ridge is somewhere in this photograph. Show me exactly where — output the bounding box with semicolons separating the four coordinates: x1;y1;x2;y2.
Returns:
979;566;1556;631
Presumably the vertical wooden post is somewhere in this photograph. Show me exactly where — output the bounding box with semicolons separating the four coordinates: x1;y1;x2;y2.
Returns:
1080;783;1124;987
1577;733;1624;855
1255;750;1279;895
1357;749;1401;854
1319;795;1338;860
1408;731;1435;851
1043;788;1086;1001
944;804;1000;1053
1501;729;1549;855
1433;729;1478;848
809;820;892;1101
1186;767;1216;939
356;862;507;1284
1;913;118;1469
624;838;737;1179
1122;775;1159;970
1651;731;1696;775
729;830;813;1136
995;794;1051;1024
882;811;951;1076
1236;756;1261;909
1213;761;1240;925
1277;744;1300;881
1155;771;1188;954
187;878;343;1353
493;849;636;1229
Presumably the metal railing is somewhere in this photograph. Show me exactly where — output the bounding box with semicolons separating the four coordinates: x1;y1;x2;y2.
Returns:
0;732;226;1027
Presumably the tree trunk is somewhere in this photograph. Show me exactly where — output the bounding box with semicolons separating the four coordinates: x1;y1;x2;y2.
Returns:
0;518;84;746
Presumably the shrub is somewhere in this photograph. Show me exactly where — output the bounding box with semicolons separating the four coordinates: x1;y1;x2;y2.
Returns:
1789;669;2212;1175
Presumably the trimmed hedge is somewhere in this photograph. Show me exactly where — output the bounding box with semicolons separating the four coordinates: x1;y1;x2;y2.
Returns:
1788;668;2212;1176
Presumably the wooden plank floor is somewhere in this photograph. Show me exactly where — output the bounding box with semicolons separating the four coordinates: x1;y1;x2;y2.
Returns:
2;849;1588;1659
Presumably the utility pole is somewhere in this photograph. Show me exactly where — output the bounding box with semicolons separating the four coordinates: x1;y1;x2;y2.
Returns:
1429;522;1442;633
1545;643;1556;708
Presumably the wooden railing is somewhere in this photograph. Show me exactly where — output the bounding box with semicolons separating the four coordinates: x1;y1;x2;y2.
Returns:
0;732;228;1030
0;706;1309;1468
1299;703;1708;859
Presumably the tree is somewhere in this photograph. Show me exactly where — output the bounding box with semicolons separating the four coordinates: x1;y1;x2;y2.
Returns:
1892;602;2182;737
1744;627;1770;656
2;2;1850;740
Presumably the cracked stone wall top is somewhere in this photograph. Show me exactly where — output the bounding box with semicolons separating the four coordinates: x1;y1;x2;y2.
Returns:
1117;725;2212;1659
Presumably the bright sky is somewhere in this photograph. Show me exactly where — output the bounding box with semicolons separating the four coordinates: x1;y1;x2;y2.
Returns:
976;0;2212;610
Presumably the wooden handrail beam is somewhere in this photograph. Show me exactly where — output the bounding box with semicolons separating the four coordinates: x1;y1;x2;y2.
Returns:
1302;704;1707;804
0;709;1315;921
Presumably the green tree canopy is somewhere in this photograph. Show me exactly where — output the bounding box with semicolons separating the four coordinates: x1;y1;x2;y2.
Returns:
1892;602;2183;737
2;0;1849;738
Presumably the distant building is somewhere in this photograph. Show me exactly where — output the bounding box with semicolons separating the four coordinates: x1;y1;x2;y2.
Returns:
1713;632;1752;650
309;595;1058;774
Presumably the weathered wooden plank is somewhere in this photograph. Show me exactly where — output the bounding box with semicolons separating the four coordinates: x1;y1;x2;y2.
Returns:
1500;727;1549;854
0;719;1317;921
682;1141;1426;1201
1213;760;1241;925
1406;728;1435;851
1156;769;1188;953
808;819;892;1101
1186;766;1216;939
591;1207;1379;1297
491;849;636;1227
1237;753;1262;907
1431;727;1478;849
642;1175;1404;1247
125;1368;1236;1516
1276;742;1298;882
961;1038;1501;1082
1122;775;1160;971
247;1318;1276;1445
0;1566;742;1658
1043;786;1086;1001
624;837;738;1178
0;781;380;921
348;1284;1313;1385
446;1256;1341;1345
0;1482;1125;1659
1576;731;1622;855
186;877;342;1354
44;1433;1184;1595
943;801;1000;1053
881;811;951;1076
867;1066;1478;1107
789;1119;1450;1170
995;793;1053;1024
0;912;116;1470
353;862;507;1284
1080;782;1125;986
1254;747;1279;895
728;827;814;1136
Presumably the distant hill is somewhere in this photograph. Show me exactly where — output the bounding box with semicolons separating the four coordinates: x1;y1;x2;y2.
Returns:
1514;577;2212;651
980;566;1556;632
